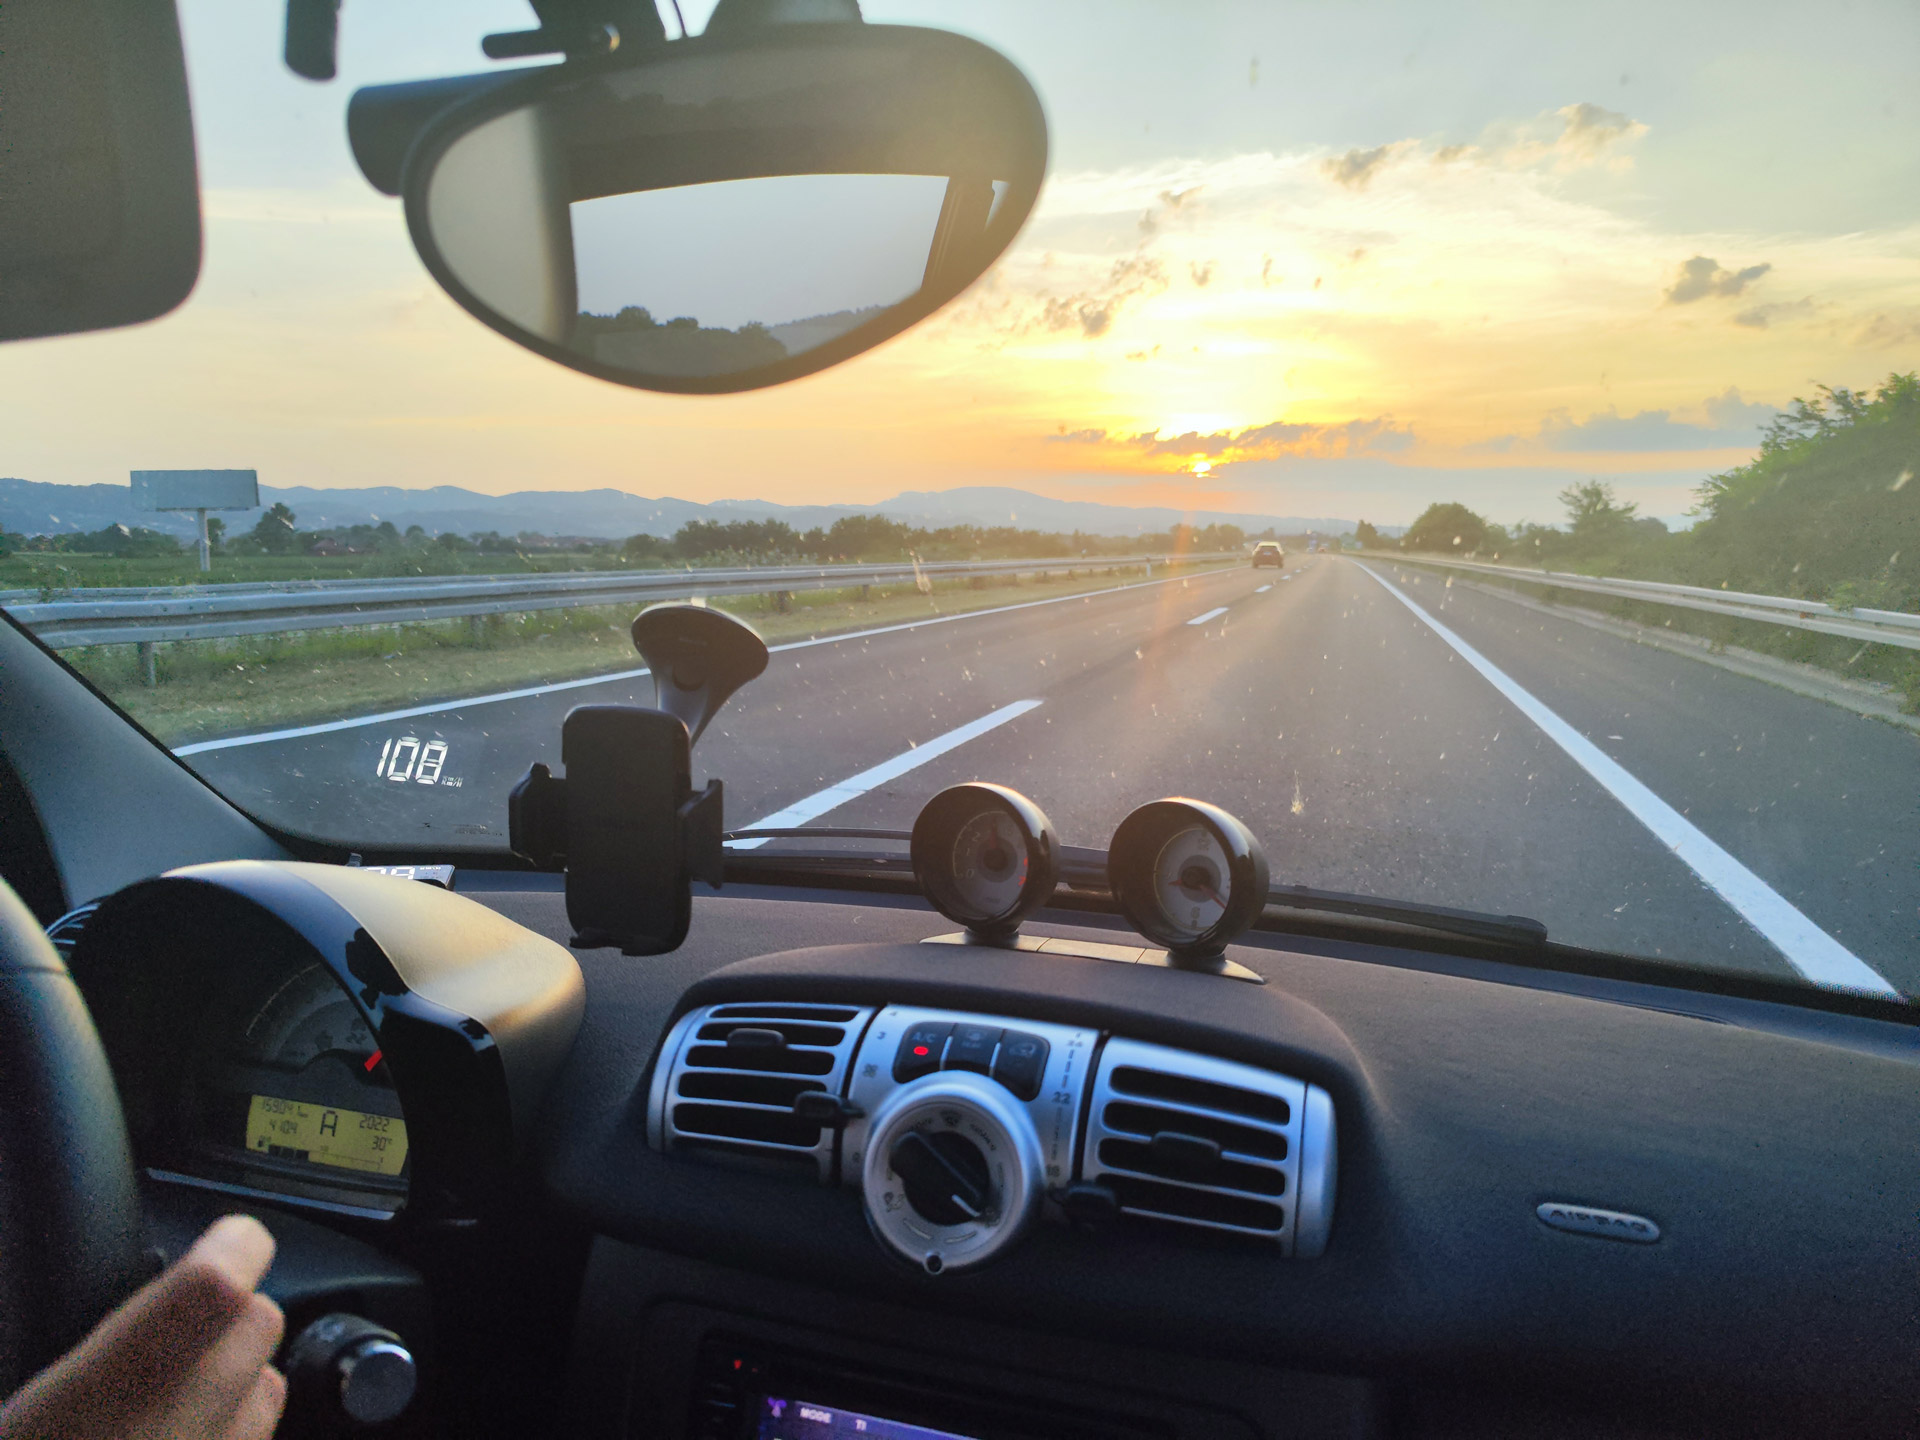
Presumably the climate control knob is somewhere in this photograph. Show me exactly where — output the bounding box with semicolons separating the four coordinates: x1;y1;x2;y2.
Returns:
861;1071;1044;1273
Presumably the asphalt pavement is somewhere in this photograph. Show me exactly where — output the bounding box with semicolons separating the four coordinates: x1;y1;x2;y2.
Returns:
180;555;1920;995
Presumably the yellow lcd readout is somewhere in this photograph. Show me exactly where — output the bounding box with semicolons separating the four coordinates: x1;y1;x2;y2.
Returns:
245;1095;409;1177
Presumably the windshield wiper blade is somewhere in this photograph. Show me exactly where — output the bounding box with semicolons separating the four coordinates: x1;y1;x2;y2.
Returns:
1262;883;1548;949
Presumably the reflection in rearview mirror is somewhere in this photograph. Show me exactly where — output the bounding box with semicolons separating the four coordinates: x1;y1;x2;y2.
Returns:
568;173;969;376
394;25;1046;394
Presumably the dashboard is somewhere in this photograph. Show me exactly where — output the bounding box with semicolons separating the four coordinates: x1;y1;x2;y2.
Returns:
39;777;1920;1439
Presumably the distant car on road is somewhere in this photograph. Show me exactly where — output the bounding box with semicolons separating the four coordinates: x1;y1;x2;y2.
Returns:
1251;541;1285;568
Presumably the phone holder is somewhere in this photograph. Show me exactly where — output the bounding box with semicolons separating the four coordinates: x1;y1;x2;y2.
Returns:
508;707;724;955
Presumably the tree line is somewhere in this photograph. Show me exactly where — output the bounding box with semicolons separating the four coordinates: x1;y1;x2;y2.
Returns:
1367;373;1920;609
1;505;1257;566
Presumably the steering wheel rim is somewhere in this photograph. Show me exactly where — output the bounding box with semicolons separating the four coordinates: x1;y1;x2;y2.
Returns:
0;878;146;1396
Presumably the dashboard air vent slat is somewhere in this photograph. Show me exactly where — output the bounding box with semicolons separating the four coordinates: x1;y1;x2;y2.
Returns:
1102;1174;1289;1234
1095;1138;1285;1195
1109;1064;1292;1125
647;1001;876;1183
674;1073;824;1107
1100;1099;1290;1160
1082;1038;1337;1257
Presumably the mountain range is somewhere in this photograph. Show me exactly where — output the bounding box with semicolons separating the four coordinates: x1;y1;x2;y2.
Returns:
0;477;1369;542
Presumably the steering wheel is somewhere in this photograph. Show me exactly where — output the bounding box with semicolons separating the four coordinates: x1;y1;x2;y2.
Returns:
0;878;147;1397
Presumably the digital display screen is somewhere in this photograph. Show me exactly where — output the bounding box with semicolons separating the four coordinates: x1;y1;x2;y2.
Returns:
755;1397;980;1440
245;1095;409;1177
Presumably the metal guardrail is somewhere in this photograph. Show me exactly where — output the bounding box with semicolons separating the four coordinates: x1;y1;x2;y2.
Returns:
4;553;1241;648
1366;552;1920;652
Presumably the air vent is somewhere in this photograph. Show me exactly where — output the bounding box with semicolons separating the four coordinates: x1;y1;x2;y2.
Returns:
1080;1037;1335;1256
44;904;99;960
646;1002;875;1182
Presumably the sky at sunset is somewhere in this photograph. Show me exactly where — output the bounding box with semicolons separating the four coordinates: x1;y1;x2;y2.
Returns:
2;0;1916;527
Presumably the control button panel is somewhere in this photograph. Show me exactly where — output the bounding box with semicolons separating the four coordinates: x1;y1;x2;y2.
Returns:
893;1020;952;1082
945;1021;1002;1075
845;1007;1097;1203
992;1030;1050;1100
888;1018;1052;1101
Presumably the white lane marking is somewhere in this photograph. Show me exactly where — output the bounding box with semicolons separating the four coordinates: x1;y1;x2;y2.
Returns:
173;669;655;754
1255;584;1273;593
174;568;1226;756
726;699;1042;849
1188;606;1229;626
1358;562;1899;998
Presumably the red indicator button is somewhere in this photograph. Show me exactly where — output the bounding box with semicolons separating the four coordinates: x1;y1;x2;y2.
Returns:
363;1049;383;1073
913;1045;930;1056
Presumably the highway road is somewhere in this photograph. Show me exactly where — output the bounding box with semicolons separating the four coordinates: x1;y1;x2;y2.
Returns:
180;555;1920;997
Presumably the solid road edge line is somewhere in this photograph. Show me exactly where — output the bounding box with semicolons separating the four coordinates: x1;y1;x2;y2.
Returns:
1356;561;1900;998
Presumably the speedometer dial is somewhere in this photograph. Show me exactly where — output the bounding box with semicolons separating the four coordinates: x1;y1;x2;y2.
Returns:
205;961;410;1194
951;809;1029;917
912;783;1060;940
1151;824;1231;943
1109;799;1270;958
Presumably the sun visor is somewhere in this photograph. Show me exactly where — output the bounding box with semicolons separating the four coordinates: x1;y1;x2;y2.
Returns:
0;0;202;341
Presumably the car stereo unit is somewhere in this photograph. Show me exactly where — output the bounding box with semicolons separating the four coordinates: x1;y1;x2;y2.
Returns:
690;1337;1169;1440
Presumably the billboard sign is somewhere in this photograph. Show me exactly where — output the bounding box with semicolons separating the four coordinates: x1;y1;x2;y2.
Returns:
131;469;259;512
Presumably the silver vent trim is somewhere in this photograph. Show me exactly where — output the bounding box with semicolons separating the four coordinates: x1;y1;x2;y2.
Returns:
1081;1037;1336;1257
646;1001;876;1183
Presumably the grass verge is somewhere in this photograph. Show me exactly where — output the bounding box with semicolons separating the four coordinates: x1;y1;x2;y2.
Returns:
62;562;1230;747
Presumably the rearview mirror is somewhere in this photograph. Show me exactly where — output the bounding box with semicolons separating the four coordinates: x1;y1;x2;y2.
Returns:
376;25;1045;394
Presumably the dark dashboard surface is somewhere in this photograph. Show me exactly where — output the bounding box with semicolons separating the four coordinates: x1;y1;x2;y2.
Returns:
463;877;1920;1432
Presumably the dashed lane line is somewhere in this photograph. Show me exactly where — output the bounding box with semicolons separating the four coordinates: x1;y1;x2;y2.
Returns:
725;700;1043;849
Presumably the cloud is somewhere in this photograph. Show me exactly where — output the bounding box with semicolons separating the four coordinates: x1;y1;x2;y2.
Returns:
1540;390;1773;451
1037;254;1168;337
1555;102;1643;159
1852;308;1920;347
1701;387;1776;431
1322;145;1395;190
1049;416;1415;463
1731;296;1817;329
1665;255;1772;305
1136;187;1202;238
1431;102;1647;173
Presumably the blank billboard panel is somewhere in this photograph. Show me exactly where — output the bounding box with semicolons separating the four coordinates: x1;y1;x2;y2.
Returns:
131;469;260;511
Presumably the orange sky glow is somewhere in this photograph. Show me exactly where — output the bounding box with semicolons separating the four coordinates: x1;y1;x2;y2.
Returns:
1;1;1915;529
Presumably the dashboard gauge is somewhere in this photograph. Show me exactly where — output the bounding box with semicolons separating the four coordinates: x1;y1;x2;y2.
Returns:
222;963;410;1184
1152;825;1231;939
68;860;583;1227
1108;799;1270;958
911;783;1059;939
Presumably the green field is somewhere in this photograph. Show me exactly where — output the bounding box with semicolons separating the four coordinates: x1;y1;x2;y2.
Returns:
64;562;1231;747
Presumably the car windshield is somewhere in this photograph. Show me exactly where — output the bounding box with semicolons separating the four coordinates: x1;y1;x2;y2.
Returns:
4;1;1917;1003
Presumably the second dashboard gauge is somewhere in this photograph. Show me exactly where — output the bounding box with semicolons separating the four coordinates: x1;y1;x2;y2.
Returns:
1108;799;1270;957
911;783;1059;940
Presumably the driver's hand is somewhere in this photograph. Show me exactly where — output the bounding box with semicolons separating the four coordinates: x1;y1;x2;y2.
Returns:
0;1214;286;1440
